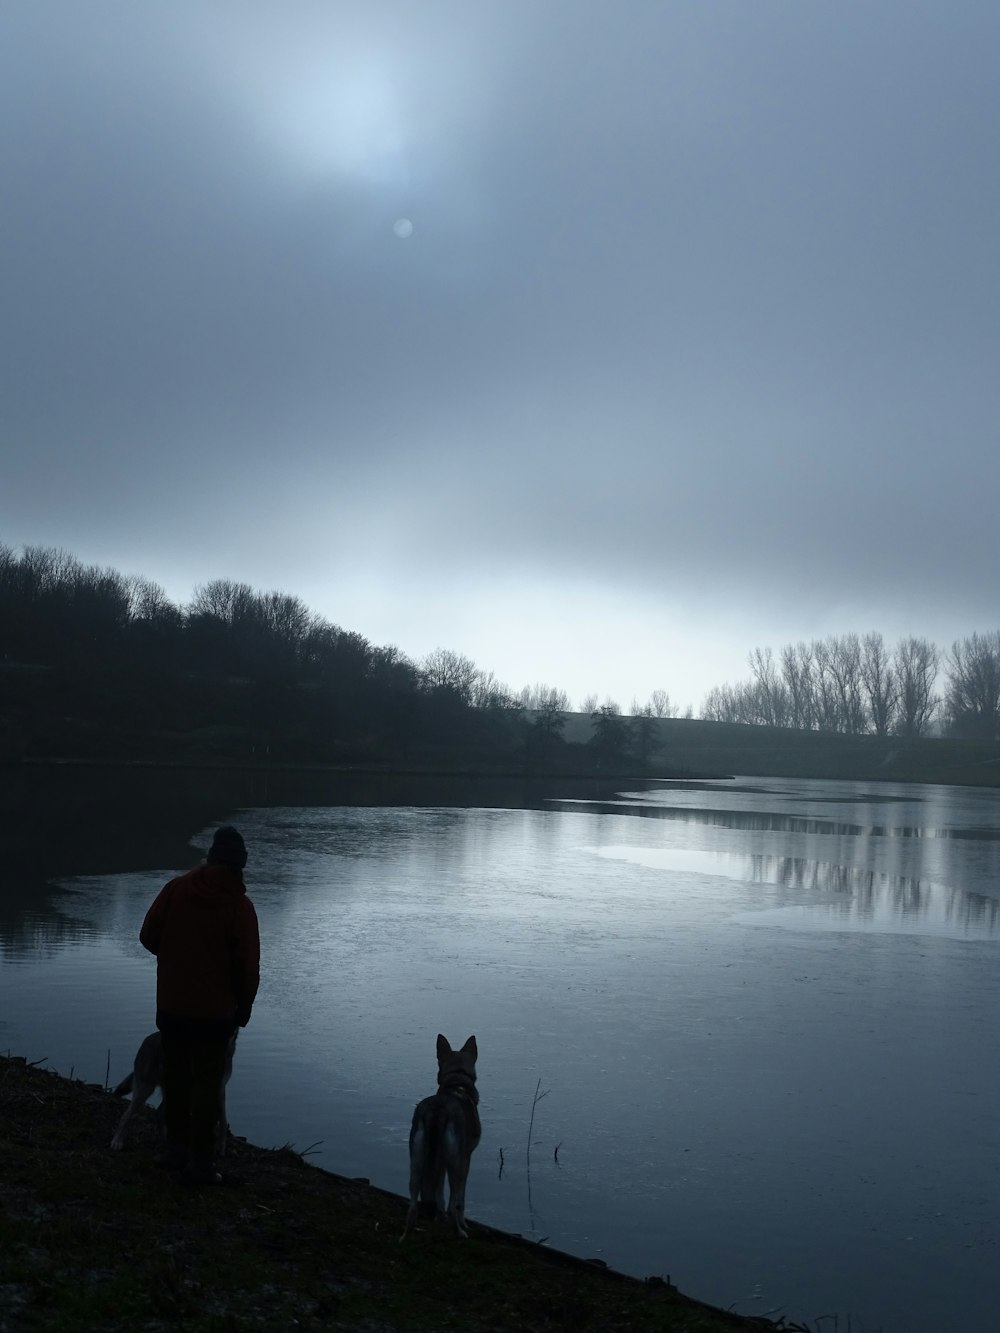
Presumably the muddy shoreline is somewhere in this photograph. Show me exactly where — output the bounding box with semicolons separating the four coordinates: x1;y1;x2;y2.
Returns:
0;1052;798;1332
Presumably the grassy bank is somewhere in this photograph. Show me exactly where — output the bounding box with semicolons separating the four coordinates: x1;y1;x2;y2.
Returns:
0;1054;811;1333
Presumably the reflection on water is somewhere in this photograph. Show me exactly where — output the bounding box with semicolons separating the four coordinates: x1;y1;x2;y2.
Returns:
559;797;1000;841
0;911;99;958
592;845;1000;938
2;772;1000;1333
0;887;100;960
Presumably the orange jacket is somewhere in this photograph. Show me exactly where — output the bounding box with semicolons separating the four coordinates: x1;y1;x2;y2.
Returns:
140;864;260;1025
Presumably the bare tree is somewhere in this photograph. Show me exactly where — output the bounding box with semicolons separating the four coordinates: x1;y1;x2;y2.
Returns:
519;683;570;711
700;680;763;724
258;591;314;653
748;647;791;727
811;639;843;731
368;643;419;691
894;636;940;737
700;684;730;721
860;632;898;737
649;689;673;717
780;642;817;730
700;630;946;739
580;692;599;714
420;647;479;702
123;574;174;623
945;632;1000;738
69;562;133;629
19;545;81;596
472;670;519;710
190;578;259;627
825;635;867;733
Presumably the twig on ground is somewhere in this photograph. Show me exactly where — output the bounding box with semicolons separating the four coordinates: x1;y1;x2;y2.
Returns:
273;1140;324;1159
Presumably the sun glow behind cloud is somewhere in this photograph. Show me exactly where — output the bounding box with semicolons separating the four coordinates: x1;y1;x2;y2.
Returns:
275;64;412;187
183;9;426;192
185;6;503;225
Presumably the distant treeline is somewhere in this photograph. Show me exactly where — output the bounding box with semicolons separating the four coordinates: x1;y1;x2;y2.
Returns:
0;543;657;769
701;633;1000;741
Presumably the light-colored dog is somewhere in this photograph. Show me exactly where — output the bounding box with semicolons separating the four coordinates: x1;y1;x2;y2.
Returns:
401;1034;480;1240
110;1030;236;1155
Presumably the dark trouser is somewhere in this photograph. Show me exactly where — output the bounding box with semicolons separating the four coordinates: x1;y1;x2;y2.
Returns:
157;1012;235;1165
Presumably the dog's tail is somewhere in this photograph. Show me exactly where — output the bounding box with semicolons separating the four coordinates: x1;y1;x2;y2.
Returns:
112;1072;133;1098
402;1102;438;1240
411;1101;449;1206
410;1121;431;1203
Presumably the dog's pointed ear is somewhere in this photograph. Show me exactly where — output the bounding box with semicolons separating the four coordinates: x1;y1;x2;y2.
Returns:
461;1035;477;1058
436;1033;452;1059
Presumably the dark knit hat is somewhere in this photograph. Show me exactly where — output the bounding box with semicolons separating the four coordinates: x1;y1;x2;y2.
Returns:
207;825;247;869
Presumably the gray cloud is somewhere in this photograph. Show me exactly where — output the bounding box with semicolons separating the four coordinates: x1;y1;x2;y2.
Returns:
2;2;998;699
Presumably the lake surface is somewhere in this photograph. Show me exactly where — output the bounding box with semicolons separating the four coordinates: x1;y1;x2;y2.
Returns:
2;773;999;1332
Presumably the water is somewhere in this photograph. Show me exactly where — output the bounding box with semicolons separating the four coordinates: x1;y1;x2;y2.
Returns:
2;773;999;1332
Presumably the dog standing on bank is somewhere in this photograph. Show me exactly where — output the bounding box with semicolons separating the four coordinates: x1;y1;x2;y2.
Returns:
109;1030;237;1156
401;1034;480;1240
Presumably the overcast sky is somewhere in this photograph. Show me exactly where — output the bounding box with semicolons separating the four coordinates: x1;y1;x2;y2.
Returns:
3;2;998;710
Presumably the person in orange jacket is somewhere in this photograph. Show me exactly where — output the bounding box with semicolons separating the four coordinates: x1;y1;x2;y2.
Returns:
140;825;260;1184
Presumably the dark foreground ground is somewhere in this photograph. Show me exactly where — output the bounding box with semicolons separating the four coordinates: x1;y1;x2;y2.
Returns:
0;1055;817;1333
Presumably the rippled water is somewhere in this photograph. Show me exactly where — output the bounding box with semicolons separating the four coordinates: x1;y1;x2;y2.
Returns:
2;775;999;1332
